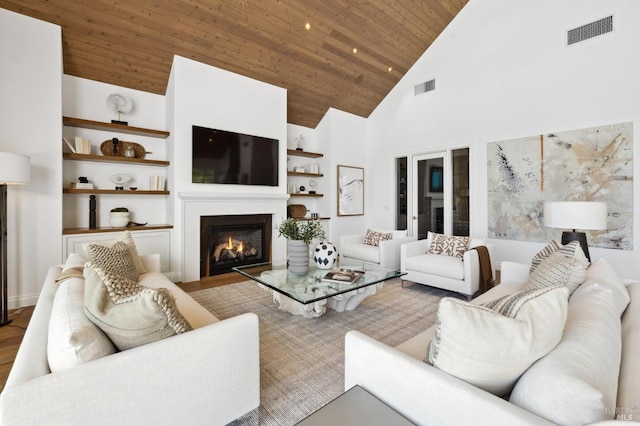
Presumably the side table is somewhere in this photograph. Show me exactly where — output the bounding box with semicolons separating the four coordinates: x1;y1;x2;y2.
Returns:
296;385;415;425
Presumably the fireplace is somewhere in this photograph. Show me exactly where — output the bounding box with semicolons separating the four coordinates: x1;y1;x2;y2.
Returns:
200;214;272;277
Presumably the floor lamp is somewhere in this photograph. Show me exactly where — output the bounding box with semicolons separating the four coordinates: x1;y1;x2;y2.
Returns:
0;152;31;326
543;201;607;263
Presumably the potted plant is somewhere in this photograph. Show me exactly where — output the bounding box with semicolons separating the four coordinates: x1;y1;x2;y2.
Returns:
278;218;326;274
109;207;130;228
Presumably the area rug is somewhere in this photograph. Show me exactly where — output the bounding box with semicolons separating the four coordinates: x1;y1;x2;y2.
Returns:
189;279;462;425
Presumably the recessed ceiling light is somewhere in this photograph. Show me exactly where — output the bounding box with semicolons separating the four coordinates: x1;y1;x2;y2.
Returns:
388;67;393;72
305;22;311;30
352;48;358;54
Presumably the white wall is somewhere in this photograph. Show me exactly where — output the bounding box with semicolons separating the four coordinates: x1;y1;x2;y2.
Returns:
367;0;640;277
0;9;62;307
167;56;288;281
318;108;367;242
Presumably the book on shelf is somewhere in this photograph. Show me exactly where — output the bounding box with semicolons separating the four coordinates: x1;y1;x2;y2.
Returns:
321;270;361;284
70;182;94;189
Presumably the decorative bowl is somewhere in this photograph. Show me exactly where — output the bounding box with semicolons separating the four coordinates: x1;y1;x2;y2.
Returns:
109;212;130;227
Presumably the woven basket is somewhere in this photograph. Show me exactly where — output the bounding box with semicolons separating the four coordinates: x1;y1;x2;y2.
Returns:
287;204;307;219
100;140;147;159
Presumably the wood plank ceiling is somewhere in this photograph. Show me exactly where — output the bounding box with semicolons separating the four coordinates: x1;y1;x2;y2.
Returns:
1;0;468;128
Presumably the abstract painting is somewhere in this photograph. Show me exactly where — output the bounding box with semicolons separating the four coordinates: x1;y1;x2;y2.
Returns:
487;122;633;250
337;165;364;216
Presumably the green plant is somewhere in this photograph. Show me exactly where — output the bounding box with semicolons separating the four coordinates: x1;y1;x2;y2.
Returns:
278;218;325;245
110;207;129;212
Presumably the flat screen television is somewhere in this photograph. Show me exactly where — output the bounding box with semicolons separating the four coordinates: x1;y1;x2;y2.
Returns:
192;125;279;186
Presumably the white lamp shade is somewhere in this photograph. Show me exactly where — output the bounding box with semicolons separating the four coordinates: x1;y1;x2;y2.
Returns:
0;152;30;185
543;201;607;231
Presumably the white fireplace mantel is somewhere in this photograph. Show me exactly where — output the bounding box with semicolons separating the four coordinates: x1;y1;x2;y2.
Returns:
178;191;290;201
179;191;289;282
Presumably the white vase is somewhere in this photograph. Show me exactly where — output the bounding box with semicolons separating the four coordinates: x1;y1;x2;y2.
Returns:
313;241;338;269
288;239;310;275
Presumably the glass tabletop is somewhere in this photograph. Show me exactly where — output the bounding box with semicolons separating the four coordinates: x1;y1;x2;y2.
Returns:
233;262;405;305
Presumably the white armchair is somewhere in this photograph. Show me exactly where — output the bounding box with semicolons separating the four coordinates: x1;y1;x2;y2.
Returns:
400;232;494;299
340;229;417;270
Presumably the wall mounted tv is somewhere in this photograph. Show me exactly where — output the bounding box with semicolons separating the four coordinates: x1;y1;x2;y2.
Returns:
192;125;279;186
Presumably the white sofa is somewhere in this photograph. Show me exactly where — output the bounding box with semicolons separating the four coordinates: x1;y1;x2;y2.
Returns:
340;229;416;270
345;260;640;425
400;232;493;298
0;254;260;425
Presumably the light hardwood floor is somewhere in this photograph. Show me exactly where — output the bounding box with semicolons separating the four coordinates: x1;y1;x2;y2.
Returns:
0;273;244;392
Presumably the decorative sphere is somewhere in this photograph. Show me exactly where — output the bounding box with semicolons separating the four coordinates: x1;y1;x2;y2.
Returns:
313;241;338;269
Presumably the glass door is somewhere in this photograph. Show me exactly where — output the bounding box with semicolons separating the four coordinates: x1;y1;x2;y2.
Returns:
411;153;446;240
395;157;407;230
451;148;470;236
402;148;469;239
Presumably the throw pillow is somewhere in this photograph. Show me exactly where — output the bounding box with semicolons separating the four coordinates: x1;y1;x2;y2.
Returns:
48;278;117;371
83;264;192;351
524;250;586;294
427;285;569;396
115;231;147;274
427;233;469;259
530;240;588;273
82;240;139;282
510;286;622;425
364;229;392;246
573;258;630;315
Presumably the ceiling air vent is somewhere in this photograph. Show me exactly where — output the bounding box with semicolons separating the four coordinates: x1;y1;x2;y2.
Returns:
567;15;613;45
414;79;435;96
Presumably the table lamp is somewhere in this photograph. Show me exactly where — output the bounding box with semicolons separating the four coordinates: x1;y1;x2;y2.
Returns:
543;201;607;263
0;151;31;326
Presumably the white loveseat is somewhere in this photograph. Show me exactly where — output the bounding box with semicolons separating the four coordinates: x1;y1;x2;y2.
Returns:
400;232;493;298
340;229;416;270
345;259;640;425
0;254;260;425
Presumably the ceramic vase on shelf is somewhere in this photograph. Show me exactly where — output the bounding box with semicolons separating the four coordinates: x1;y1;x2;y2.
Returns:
313;241;338;269
109;211;130;227
288;239;310;275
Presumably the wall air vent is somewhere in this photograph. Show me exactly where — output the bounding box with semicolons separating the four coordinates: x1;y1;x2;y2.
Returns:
567;15;613;45
414;79;435;96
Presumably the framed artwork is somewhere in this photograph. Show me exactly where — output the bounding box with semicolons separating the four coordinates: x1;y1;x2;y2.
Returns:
429;166;443;192
337;165;364;216
487;121;633;250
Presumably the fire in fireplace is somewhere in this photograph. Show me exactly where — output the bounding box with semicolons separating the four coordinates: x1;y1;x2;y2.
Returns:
200;214;272;277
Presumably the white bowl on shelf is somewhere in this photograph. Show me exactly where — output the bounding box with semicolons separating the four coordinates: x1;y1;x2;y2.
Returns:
109;212;130;227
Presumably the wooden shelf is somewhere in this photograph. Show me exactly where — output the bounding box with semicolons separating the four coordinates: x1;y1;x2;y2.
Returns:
63;224;173;235
63;116;170;139
63;152;169;166
64;188;169;195
291;217;330;221
289;193;323;197
287;149;323;158
287;171;323;178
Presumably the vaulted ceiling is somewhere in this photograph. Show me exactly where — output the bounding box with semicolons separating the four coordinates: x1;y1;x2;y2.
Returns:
1;0;468;128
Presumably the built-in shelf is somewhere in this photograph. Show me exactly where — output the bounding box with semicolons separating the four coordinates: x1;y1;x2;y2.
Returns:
63;116;170;139
63;152;169;166
63;224;173;235
287;149;323;158
289;193;323;198
63;188;170;195
287;171;324;178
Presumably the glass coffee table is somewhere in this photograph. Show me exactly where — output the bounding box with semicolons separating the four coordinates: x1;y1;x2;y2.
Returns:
233;263;405;318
